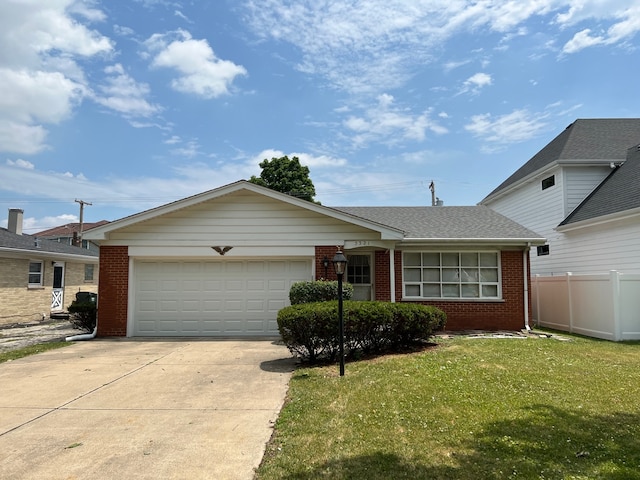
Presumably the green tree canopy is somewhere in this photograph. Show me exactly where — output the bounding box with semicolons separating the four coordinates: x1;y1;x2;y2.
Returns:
249;155;318;203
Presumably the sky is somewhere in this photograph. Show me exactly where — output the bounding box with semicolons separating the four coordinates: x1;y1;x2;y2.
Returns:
1;0;640;233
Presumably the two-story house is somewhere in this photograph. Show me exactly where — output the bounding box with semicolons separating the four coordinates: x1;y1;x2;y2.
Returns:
481;118;640;340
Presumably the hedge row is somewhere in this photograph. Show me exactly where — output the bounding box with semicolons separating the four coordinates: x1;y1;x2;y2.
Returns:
289;280;354;304
277;301;446;362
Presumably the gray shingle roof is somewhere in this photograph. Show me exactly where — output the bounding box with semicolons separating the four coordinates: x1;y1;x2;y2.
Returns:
333;206;543;240
0;228;98;257
560;144;640;226
483;118;640;201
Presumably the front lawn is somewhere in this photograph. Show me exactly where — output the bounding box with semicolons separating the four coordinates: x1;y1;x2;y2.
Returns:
257;333;640;479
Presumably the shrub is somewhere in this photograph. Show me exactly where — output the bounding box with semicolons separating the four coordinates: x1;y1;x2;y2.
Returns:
277;301;446;362
67;300;97;332
289;280;353;305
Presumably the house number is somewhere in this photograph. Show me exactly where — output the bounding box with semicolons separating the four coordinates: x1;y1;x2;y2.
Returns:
353;241;370;246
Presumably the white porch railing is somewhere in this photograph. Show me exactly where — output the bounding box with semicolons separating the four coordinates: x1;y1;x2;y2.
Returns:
531;271;640;341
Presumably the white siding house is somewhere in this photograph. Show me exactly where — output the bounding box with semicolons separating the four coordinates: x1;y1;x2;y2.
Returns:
481;118;640;340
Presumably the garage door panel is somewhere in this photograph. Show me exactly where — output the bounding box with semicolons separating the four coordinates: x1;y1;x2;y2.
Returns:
133;259;311;336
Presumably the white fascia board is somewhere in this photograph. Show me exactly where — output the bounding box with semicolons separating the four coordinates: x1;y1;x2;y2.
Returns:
0;247;99;263
84;180;405;241
556;207;640;233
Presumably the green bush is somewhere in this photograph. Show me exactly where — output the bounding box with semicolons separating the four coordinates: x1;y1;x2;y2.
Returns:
67;300;97;332
289;280;353;304
277;301;446;362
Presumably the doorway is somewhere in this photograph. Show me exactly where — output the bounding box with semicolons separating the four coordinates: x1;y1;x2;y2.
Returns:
347;254;372;301
51;262;65;311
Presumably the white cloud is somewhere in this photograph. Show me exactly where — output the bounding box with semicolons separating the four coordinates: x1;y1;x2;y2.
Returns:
252;149;347;169
170;140;203;158
559;3;640;53
342;94;447;148
93;64;161;117
145;29;247;98
459;72;493;95
465;109;549;150
0;1;112;154
6;158;35;169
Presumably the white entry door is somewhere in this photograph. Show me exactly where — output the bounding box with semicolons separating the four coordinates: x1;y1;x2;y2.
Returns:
347;254;373;300
51;262;65;311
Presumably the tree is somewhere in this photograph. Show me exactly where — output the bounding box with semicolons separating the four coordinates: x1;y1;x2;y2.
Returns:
249;155;318;203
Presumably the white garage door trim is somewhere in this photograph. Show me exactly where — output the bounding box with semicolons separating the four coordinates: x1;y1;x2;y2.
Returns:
130;258;312;337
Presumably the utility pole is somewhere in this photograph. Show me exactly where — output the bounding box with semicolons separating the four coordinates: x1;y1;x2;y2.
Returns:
75;199;92;247
429;180;436;206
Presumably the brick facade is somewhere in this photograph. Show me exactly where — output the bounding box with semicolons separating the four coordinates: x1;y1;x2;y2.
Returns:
314;247;531;331
97;246;129;336
0;257;98;326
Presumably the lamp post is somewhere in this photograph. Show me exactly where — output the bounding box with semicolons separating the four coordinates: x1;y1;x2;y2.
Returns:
332;249;348;376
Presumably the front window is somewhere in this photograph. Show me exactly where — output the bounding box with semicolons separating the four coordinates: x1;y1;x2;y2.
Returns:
84;264;95;281
403;251;500;299
28;261;43;287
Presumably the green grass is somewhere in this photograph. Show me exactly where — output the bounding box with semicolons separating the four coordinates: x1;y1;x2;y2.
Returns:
257;333;640;479
0;341;70;364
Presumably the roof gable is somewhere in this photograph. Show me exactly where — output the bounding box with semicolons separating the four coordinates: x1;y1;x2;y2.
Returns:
559;144;640;227
84;180;405;242
483;118;640;202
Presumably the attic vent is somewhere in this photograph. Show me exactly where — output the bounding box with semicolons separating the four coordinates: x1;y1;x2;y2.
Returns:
541;175;555;190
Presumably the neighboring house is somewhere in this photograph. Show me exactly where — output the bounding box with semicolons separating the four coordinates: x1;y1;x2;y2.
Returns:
0;209;99;325
84;180;544;338
34;220;109;254
480;118;640;340
480;118;640;275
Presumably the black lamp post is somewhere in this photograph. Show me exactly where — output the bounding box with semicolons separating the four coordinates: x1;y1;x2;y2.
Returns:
332;249;348;376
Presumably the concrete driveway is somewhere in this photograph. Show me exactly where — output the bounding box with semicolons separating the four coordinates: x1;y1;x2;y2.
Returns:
0;338;296;480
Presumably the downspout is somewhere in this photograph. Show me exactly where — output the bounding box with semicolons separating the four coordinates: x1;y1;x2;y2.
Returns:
66;326;97;342
523;244;531;331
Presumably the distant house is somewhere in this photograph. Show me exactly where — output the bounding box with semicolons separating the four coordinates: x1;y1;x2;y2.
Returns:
0;209;99;325
34;220;109;254
480;118;640;340
84;180;544;338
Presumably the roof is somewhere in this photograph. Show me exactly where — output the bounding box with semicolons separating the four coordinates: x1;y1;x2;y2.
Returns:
34;221;109;237
0;227;99;260
559;144;640;227
333;206;543;241
85;180;543;245
483;118;640;202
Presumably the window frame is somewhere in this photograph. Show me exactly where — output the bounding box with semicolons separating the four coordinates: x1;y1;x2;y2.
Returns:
28;260;44;287
402;251;502;300
84;264;95;282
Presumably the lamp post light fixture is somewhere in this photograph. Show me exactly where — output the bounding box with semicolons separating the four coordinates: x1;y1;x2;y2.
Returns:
322;256;330;279
332;249;348;376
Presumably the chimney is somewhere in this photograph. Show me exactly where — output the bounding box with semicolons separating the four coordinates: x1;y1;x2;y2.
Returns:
8;209;23;235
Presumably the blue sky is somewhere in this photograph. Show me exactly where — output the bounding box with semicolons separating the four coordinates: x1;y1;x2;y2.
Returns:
1;0;639;233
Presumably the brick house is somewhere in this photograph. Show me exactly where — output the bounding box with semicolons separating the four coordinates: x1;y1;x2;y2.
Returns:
84;181;545;337
0;209;99;325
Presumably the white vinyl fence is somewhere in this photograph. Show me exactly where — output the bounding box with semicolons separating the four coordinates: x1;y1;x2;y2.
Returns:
531;271;640;341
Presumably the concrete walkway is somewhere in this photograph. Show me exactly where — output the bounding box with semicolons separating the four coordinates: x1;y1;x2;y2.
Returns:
0;339;296;479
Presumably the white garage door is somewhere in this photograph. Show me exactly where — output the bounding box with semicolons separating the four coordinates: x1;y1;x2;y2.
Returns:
133;259;311;336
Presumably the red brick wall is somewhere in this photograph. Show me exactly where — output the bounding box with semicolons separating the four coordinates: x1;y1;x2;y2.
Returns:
388;249;527;331
97;246;128;337
314;246;342;280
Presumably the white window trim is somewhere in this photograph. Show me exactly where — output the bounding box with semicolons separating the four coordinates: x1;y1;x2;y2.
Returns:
28;260;44;288
402;251;502;300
